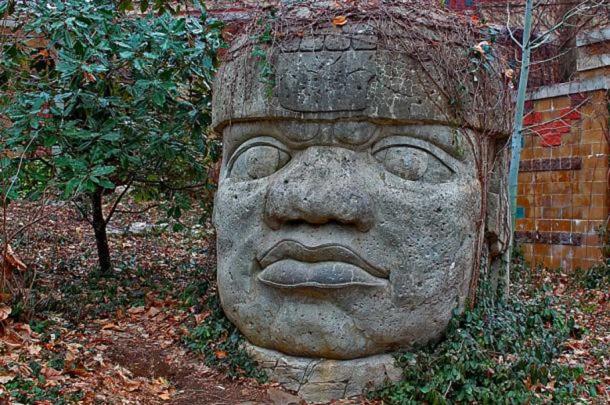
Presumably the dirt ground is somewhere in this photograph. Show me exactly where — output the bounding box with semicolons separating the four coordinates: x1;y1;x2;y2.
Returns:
0;199;607;404
0;200;379;404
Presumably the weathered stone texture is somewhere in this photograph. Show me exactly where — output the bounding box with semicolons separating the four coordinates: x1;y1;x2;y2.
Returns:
212;41;448;131
245;343;402;403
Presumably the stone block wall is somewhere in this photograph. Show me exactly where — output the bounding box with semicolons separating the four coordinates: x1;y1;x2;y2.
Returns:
516;89;609;270
577;28;610;80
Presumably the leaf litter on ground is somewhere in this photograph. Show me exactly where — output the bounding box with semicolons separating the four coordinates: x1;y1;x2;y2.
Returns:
0;198;607;403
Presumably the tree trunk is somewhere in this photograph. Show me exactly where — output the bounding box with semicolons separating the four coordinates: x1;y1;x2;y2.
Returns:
90;188;112;274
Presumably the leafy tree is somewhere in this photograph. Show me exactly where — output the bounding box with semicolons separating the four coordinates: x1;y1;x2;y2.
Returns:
0;0;222;273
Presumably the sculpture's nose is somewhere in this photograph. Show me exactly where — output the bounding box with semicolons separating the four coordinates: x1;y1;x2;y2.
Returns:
264;147;374;232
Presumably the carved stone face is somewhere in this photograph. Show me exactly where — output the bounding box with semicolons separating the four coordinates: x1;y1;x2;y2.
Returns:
214;120;481;360
213;32;491;360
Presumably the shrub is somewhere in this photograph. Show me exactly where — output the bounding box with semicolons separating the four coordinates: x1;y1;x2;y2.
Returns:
372;272;595;404
0;0;222;273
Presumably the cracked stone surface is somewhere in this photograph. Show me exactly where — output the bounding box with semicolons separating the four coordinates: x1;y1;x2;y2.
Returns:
245;343;402;403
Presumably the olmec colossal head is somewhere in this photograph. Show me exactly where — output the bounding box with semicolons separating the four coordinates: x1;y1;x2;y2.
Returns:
213;5;511;361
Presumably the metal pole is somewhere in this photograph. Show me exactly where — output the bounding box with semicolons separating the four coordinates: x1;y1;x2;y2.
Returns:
505;0;535;294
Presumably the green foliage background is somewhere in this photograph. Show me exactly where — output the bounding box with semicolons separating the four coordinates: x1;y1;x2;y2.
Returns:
0;0;222;207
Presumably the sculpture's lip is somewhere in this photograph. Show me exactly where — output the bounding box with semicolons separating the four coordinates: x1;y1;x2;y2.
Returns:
257;239;389;288
258;259;387;289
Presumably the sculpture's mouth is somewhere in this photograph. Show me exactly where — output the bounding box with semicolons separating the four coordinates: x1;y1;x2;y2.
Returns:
256;240;388;289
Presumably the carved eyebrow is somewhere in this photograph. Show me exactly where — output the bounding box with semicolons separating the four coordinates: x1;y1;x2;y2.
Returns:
225;121;382;152
376;125;467;160
223;123;321;152
372;136;462;173
224;123;467;157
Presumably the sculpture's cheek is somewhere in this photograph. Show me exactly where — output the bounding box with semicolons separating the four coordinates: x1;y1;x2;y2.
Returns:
214;179;269;306
371;178;480;307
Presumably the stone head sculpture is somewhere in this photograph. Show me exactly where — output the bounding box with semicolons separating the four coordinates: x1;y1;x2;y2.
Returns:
212;1;512;372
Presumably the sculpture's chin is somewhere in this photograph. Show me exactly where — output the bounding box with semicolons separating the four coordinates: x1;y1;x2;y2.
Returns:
222;294;384;360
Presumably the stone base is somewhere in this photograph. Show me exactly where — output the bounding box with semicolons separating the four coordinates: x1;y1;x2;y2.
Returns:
244;343;402;404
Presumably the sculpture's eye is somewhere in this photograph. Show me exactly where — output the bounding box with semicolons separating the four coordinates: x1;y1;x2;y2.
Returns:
374;146;454;183
229;144;291;181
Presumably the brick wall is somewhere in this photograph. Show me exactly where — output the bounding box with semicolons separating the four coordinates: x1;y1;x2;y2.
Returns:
516;90;609;270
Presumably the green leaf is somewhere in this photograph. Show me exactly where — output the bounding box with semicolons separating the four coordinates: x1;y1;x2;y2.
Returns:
43;135;58;147
119;51;135;59
98;178;116;189
91;166;116;177
64;177;82;197
152;91;165;107
0;157;11;170
117;0;134;12
100;133;121;142
29;117;40;129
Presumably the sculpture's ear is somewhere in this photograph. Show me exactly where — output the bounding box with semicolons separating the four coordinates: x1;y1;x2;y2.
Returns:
483;138;511;291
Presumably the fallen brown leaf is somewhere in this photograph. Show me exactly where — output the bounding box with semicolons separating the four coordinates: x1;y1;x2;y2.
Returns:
146;307;161;317
0;305;11;321
41;366;63;380
158;391;172;400
0;373;16;384
83;71;96;83
3;244;27;271
332;15;347;26
101;323;123;331
127;306;145;315
194;310;211;324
